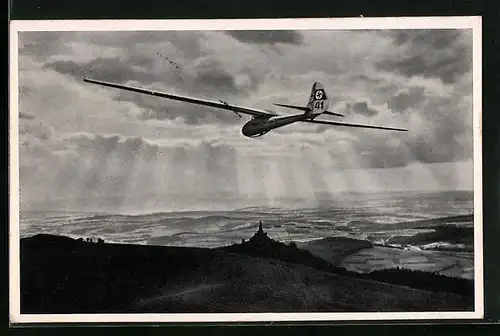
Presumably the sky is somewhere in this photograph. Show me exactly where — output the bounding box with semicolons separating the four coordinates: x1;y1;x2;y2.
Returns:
17;28;475;212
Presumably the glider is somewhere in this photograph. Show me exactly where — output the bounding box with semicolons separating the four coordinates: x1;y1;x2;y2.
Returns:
83;78;408;138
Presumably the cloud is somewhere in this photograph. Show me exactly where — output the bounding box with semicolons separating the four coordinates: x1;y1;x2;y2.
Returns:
226;30;304;45
387;87;426;112
191;57;239;94
19;32;73;62
346;101;380;117
376;29;472;84
42;49;263;125
19;112;35;120
19;117;53;141
44;57;154;84
20;131;244;211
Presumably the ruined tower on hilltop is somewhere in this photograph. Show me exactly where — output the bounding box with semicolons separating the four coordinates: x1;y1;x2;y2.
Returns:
258;221;266;236
250;220;268;244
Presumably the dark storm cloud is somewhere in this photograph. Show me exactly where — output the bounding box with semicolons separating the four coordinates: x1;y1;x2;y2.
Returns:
346;101;379;117
376;29;472;84
226;30;304;45
196;68;238;93
192;57;239;94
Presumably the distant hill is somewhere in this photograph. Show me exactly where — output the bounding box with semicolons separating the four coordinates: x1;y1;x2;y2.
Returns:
351;214;474;231
386;225;474;251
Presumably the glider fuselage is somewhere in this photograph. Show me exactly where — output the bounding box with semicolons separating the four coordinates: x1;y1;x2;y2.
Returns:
241;114;310;137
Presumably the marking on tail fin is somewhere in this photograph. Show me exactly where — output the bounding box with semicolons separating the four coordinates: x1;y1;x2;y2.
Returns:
313;101;325;110
307;82;329;116
314;89;325;100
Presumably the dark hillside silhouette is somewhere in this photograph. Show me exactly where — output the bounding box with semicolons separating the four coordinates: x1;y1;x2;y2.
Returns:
20;225;474;314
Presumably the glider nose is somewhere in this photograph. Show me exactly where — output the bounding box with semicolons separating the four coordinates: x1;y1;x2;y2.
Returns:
241;124;252;137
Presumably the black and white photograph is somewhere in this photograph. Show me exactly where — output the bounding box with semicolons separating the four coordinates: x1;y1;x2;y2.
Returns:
9;18;483;323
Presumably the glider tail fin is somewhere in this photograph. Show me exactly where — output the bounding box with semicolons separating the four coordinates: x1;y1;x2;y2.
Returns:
306;82;330;118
